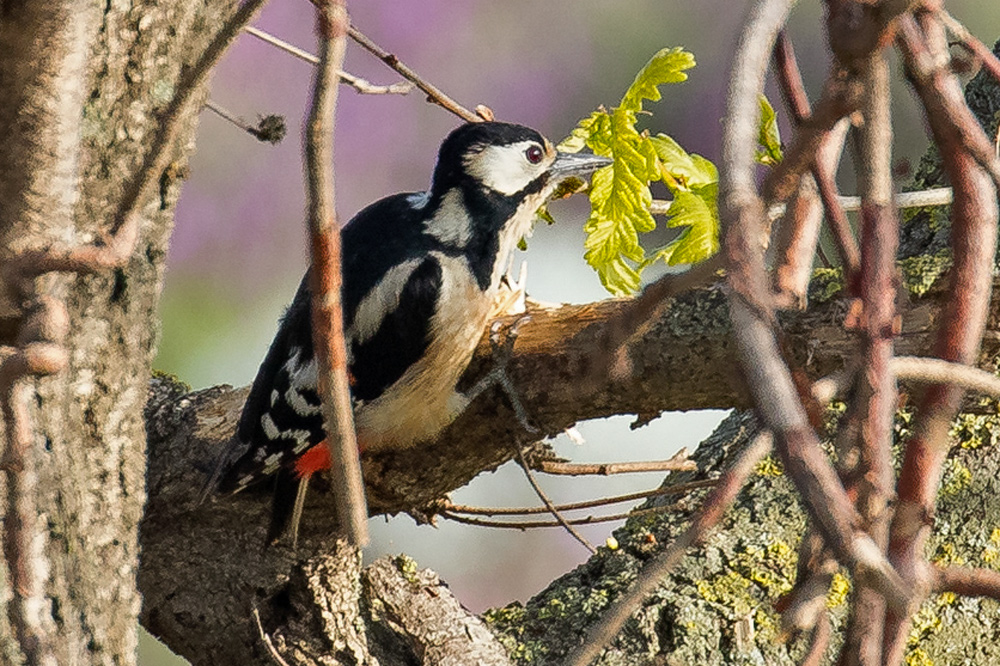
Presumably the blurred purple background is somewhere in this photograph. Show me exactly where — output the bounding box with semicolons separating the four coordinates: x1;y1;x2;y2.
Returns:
145;1;1000;661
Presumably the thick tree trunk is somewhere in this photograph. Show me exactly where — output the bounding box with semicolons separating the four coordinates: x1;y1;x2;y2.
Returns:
0;2;234;663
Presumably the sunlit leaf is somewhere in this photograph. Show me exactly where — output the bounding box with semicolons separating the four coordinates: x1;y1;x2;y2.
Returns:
647;185;719;267
755;94;783;166
620;47;696;113
559;46;717;294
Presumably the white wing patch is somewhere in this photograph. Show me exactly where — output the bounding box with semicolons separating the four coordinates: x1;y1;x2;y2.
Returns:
348;259;421;345
285;385;321;417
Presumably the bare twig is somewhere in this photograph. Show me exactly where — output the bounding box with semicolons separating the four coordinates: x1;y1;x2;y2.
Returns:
837;187;953;211
761;73;863;206
517;449;596;554
773;31;859;276
892;356;1000;397
839;50;897;665
304;0;369;547
931;565;1000;599
799;612;832;666
660;186;954;226
205;99;287;144
898;14;1000;192
563;430;774;666
885;13;1000;661
609;254;724;379
243;25;413;95
346;25;483;122
439;478;717;517
252;606;293;666
773;172;827;305
937;10;1000;87
533;455;696;476
440;503;683;530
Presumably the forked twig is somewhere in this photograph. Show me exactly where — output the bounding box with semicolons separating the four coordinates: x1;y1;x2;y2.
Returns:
517;449;596;553
440;502;684;530
439;478;716;516
243;25;414;95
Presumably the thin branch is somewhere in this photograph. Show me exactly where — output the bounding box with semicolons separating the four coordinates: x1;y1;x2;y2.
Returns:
517;449;596;554
761;73;863;206
837;187;953;211
533;456;696;476
931;565;1000;599
204;99;287;144
937;10;1000;87
346;25;483;122
885;13;1000;662
892;356;1000;397
439;503;683;530
839;49;897;665
798;613;832;666
609;254;724;380
243;25;413;95
655;186;955;220
439;478;717;517
773;31;859;276
563;430;774;666
252;606;293;666
305;0;369;547
898;14;1000;192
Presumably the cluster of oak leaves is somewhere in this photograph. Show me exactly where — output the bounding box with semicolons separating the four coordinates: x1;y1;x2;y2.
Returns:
553;46;782;295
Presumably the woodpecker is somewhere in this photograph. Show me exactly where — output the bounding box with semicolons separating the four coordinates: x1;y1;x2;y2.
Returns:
209;121;611;543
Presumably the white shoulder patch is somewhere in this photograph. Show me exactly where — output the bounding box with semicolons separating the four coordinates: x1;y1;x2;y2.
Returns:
423;189;471;247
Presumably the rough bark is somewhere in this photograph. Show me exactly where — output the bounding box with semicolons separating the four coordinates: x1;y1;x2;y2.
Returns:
0;1;235;663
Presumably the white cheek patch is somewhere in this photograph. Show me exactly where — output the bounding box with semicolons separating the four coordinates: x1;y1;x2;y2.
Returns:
464;141;552;195
423;189;471;247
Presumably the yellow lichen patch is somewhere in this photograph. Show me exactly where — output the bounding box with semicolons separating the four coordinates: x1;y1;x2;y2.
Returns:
932;542;965;567
905;647;934;666
756;456;784;477
951;410;1000;450
826;572;851;609
694;540;797;643
980;528;1000;563
940;460;972;498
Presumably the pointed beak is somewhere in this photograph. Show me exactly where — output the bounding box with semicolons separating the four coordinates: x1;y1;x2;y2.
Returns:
548;152;613;181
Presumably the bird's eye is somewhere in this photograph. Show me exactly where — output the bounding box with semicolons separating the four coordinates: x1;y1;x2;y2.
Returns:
525;145;543;164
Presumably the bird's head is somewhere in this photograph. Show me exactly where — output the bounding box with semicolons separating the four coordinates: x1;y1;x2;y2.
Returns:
431;121;611;202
